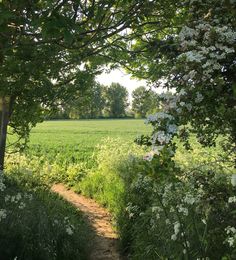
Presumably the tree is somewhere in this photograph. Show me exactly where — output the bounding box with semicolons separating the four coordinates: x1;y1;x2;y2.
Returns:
132;87;158;118
64;82;105;119
104;83;128;118
128;0;236;164
0;0;169;170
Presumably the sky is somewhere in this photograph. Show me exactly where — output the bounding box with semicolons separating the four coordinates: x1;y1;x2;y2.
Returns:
96;68;147;101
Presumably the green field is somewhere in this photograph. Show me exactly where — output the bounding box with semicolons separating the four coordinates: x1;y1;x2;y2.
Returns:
26;119;151;165
23;119;232;174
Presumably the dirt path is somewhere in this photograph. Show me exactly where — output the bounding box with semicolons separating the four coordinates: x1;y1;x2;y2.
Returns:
51;184;121;260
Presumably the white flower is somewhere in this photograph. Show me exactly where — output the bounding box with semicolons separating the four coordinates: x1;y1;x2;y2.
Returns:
143;152;154;161
171;234;177;241
185;103;192;111
19;202;26;209
228;196;236;203
66;226;74;235
0;182;6;192
165;219;170;225
174;222;180;235
156;131;171;144
183;194;196;205
178;89;186;96
0;209;7;221
152;145;164;154
231;174;236;187
5;195;11;202
177;204;188;216
195;92;204;103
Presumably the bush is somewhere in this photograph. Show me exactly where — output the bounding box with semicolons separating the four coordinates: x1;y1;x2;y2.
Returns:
121;170;236;259
0;174;91;260
77;138;236;259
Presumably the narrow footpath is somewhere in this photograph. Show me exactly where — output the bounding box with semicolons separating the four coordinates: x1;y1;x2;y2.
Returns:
51;184;121;260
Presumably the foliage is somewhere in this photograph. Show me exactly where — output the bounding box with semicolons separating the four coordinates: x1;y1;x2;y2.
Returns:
121;169;236;259
5;120;236;259
131;87;158;118
59;82;106;119
128;0;236;155
0;174;91;260
75;138;236;259
0;0;166;167
103;83;129;118
48;81;131;120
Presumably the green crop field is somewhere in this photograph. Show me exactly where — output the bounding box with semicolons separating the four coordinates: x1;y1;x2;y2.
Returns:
14;119;230;173
24;119;151;166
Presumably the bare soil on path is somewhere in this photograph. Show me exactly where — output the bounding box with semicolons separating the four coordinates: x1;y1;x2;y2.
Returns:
51;184;121;260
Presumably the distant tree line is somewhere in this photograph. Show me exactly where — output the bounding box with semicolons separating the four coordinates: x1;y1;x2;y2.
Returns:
46;82;158;120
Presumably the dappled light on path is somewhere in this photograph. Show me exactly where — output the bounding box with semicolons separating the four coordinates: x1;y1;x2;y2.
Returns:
51;184;120;260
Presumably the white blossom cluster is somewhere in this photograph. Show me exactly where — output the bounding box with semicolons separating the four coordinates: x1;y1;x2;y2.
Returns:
144;111;178;158
178;19;236;84
0;174;6;192
0;209;7;222
145;112;174;124
225;226;236;247
0;172;34;222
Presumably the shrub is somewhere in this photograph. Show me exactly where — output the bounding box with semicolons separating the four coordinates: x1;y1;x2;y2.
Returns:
121;170;236;259
77;138;236;259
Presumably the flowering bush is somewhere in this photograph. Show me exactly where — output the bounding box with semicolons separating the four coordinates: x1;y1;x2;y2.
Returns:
76;138;236;259
121;170;236;259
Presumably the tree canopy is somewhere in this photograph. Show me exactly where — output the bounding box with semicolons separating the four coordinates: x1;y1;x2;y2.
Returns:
0;0;176;169
129;0;236;156
132;86;158;118
104;82;128;118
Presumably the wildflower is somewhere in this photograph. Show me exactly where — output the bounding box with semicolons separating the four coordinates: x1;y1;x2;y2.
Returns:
195;92;204;103
167;124;178;134
165;219;170;225
174;222;180;235
177;204;189;216
5;195;11;202
183;194;196;205
228;196;236;203
0;181;6;192
66;226;74;235
231;174;236;187
143;152;154;161
19;202;26;209
0;209;7;221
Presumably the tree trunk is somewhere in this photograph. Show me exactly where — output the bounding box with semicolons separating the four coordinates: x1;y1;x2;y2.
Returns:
0;96;14;172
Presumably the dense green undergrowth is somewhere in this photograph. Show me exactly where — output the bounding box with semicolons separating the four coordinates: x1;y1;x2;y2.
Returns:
75;138;236;259
0;173;92;260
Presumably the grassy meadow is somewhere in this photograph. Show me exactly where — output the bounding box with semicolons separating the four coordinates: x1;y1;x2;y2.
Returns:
22;119;232;174
25;119;151;165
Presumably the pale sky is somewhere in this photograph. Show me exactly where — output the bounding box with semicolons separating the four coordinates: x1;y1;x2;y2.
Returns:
96;68;147;101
